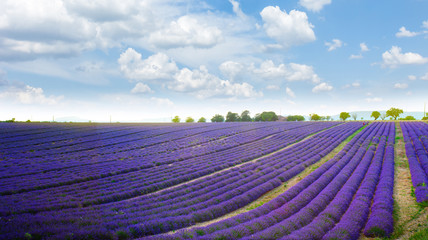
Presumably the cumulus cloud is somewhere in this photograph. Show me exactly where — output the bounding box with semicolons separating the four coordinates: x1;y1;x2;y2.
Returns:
311;83;331;93
219;61;244;81
394;83;408;89
312;82;333;93
421;72;428;80
360;43;369;52
260;6;315;48
408;75;417;80
0;84;63;105
131;83;153;94
149;16;223;49
229;0;247;20
285;87;296;98
344;82;360;88
253;60;320;83
118;48;178;81
365;97;382;103
170;66;262;99
299;0;332;12
325;39;343;51
382;46;428;68
266;85;280;90
396;26;419;38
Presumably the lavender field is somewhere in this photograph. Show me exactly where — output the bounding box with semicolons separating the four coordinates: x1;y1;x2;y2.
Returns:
0;121;427;240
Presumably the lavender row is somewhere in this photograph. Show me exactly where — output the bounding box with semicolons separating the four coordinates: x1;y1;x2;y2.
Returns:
0;122;340;215
0;123;362;239
0;122;265;178
401;121;428;202
160;122;392;240
0;123;311;194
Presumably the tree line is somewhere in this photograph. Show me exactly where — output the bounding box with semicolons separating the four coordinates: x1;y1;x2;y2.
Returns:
172;107;427;123
172;110;307;123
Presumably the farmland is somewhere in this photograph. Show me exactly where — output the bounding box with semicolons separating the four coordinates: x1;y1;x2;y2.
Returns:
0;121;427;240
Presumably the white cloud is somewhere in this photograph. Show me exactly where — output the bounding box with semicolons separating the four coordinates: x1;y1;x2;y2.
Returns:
299;0;332;12
260;6;315;48
325;39;343;51
408;75;417;80
229;0;247;20
365;97;382;103
253;60;320;83
149;16;223;49
396;26;419;38
0;84;63;105
131;83;153;94
285;87;296;98
349;54;363;60
150;97;173;106
118;48;178;81
423;20;428;29
421;72;428;80
312;82;333;93
170;65;262;99
219;61;244;81
360;43;369;52
382;46;428;68
266;85;280;90
394;83;408;89
343;82;360;88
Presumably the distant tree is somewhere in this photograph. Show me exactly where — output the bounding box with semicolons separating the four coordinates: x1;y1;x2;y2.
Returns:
197;117;206;123
6;118;16;123
380;113;387;120
386;107;403;120
226;112;240;122
172;116;180;123
260;111;278;121
211;114;225;122
310;114;321;121
351;113;357;121
403;116;416;120
326;116;331;121
371;111;380;120
287;115;305;121
240;110;252;122
185;117;194;123
339;112;350;121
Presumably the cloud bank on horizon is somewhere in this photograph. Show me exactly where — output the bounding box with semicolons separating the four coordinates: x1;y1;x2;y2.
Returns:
0;0;427;121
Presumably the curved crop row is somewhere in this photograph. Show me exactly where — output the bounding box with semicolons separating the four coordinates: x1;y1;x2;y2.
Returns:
401;121;428;203
157;122;395;240
0;122;360;239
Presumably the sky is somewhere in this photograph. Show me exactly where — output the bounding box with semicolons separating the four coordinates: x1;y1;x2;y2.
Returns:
0;0;428;122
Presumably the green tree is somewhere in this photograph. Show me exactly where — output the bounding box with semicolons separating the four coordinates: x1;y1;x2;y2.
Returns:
371;111;380;120
197;117;206;123
380;113;387;120
226;112;240;122
351;113;357;121
326;116;331;121
240;110;252;122
310;114;321;121
339;112;350;121
403;116;416;120
386;107;403;120
211;114;225;122
185;117;194;123
172;116;180;123
260;111;278;121
287;115;305;121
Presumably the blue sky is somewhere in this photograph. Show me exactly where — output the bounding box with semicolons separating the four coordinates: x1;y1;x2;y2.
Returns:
0;0;427;122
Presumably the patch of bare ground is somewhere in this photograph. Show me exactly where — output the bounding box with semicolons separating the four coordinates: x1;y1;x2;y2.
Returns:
361;121;427;240
173;124;363;231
